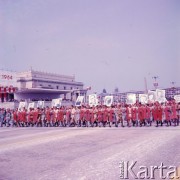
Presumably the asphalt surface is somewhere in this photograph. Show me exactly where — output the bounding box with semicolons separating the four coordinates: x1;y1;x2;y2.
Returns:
0;127;180;180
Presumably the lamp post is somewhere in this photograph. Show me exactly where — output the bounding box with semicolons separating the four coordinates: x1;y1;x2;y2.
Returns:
170;82;176;96
152;76;159;90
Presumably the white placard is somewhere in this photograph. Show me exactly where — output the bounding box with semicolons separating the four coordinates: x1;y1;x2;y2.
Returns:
37;101;45;108
28;102;35;111
89;94;98;107
139;94;148;104
18;102;27;111
174;95;180;103
156;89;167;103
148;90;156;103
75;96;84;107
126;94;136;104
104;96;113;107
52;98;62;108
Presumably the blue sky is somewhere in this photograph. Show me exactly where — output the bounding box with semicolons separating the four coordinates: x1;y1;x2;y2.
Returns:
0;0;179;93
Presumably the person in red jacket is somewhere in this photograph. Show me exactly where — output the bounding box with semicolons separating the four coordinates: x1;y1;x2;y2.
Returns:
28;108;34;127
171;101;178;126
17;110;22;127
138;104;145;127
146;104;152;126
36;108;42;127
164;102;171;126
108;106;114;127
57;107;64;127
13;109;18;127
97;107;103;127
131;105;137;127
33;108;39;126
157;104;163;126
45;107;51;127
152;103;158;127
102;107;108;127
21;108;27;127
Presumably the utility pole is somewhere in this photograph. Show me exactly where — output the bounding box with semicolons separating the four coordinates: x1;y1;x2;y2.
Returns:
170;81;176;87
144;77;148;93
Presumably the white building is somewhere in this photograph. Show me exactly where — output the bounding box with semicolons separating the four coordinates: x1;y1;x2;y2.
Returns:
0;69;85;102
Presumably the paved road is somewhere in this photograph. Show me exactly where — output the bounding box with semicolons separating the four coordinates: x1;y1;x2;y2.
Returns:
0;127;180;180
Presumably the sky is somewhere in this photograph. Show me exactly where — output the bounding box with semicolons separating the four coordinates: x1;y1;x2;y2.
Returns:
0;0;179;93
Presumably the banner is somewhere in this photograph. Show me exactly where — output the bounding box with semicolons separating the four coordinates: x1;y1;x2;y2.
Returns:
174;95;180;103
156;89;167;103
139;94;148;104
37;101;45;108
18;102;27;111
104;96;113;107
75;96;84;106
126;94;136;104
52;98;62;108
148;90;156;103
28;102;35;111
89;94;98;107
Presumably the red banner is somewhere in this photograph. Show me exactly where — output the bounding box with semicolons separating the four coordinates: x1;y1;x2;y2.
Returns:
0;86;17;93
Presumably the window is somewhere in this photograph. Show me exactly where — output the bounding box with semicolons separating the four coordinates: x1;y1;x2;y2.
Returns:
64;86;66;90
57;86;59;89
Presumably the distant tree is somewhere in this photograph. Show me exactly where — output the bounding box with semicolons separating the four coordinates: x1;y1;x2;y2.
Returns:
102;88;107;94
114;87;119;93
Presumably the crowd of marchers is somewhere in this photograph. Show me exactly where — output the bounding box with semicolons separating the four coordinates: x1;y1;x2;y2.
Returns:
0;100;179;128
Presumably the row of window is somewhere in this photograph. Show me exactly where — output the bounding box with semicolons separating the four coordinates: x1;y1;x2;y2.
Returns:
39;84;79;90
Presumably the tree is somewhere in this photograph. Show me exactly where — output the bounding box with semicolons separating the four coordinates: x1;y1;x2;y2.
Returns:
114;87;119;93
102;88;107;94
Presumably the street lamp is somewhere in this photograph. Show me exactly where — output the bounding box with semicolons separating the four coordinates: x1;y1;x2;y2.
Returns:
170;81;176;95
152;76;159;90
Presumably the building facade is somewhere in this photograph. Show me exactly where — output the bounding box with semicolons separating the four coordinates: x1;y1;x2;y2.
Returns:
0;69;85;102
15;69;85;101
